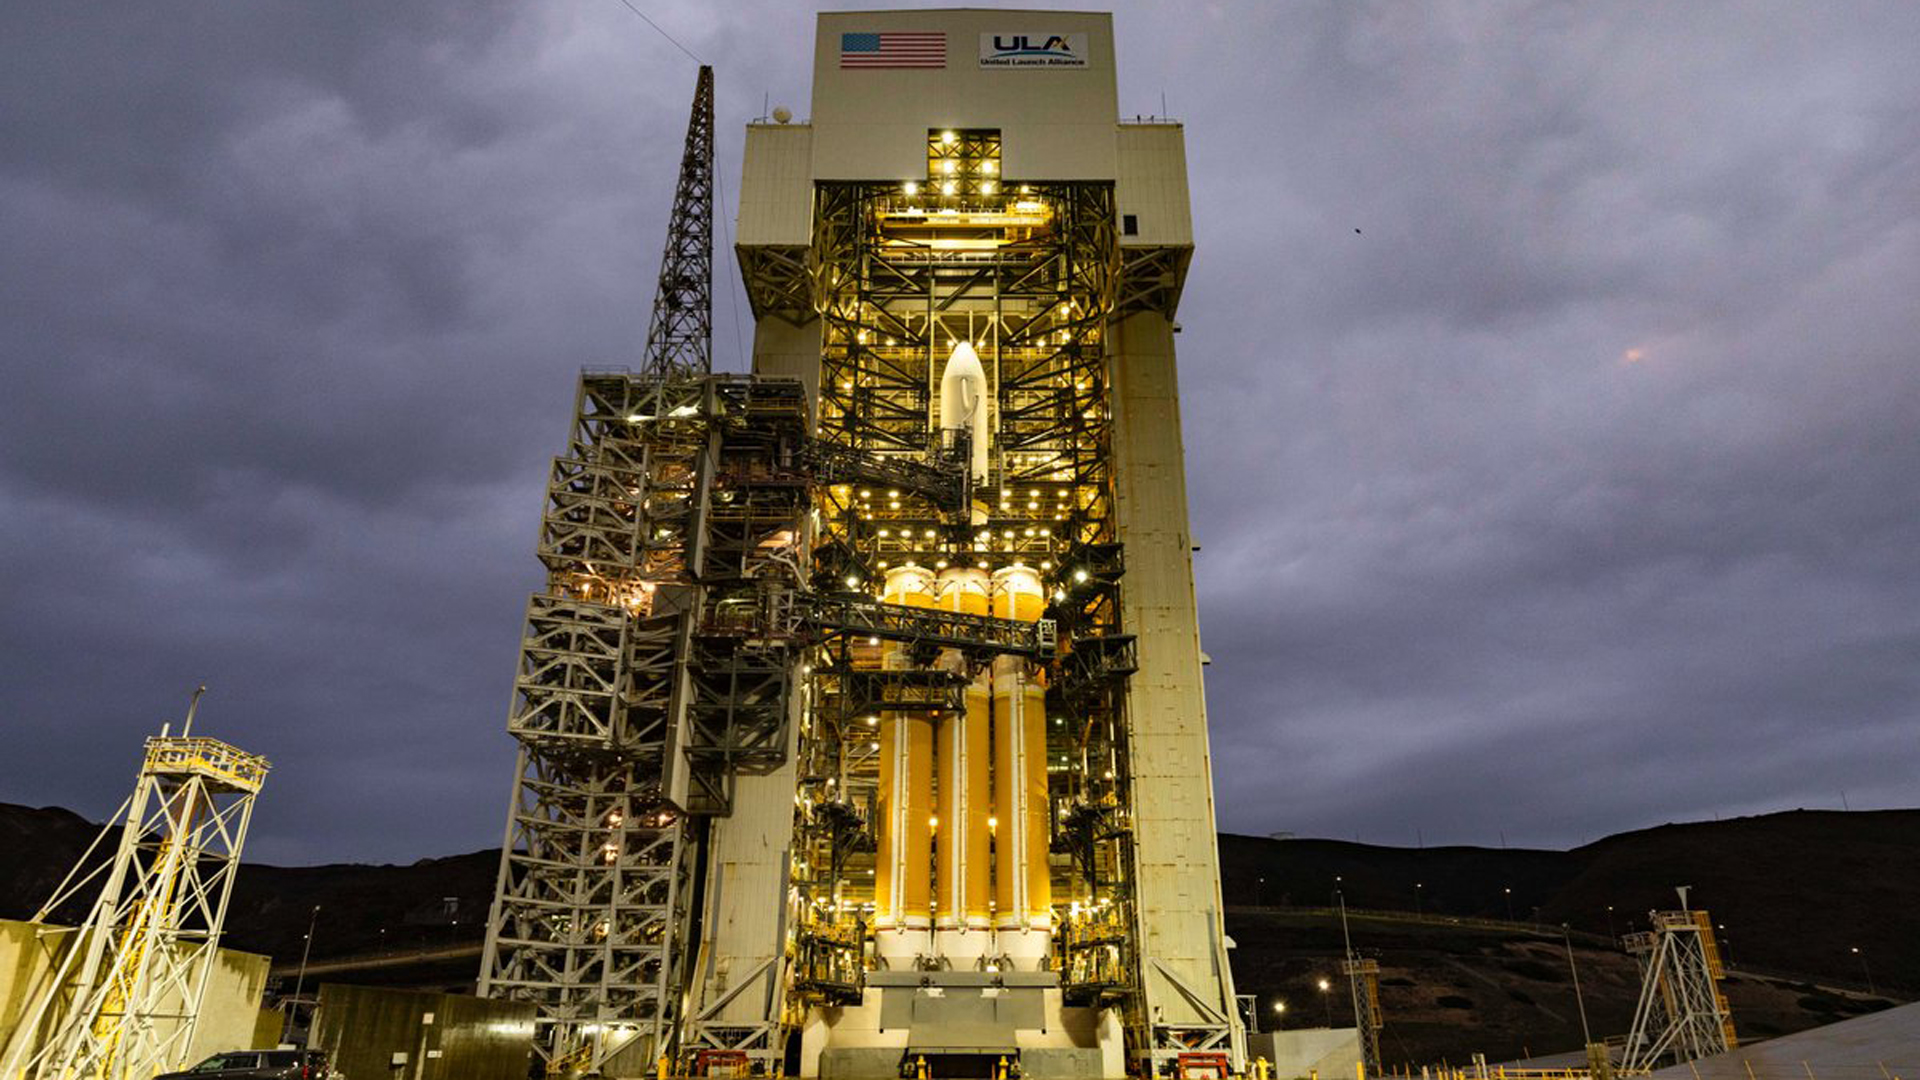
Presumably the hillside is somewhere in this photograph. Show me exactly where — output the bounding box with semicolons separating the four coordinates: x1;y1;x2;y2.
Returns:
0;802;499;963
1223;908;1893;1065
1;803;1910;1063
1217;808;1920;988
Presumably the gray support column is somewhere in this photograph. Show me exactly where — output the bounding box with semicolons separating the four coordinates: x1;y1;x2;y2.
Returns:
675;315;820;1062
751;317;823;407
1108;310;1244;1068
683;725;802;1062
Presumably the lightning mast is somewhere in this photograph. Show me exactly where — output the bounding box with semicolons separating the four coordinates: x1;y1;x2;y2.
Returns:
1;689;269;1080
644;64;714;378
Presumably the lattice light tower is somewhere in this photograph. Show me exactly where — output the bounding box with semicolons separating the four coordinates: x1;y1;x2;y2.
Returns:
1620;889;1737;1072
1341;958;1383;1077
1;691;269;1080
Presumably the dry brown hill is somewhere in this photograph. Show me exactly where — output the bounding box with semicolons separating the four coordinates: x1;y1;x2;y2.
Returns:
2;803;1909;1063
1217;808;1920;988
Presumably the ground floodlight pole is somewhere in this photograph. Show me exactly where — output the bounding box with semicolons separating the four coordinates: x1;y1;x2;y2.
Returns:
285;904;320;1045
1563;925;1592;1045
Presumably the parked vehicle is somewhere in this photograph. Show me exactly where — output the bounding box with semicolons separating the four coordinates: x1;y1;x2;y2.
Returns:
154;1049;338;1079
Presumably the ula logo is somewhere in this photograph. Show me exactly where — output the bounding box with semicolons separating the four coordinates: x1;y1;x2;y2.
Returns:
980;31;1088;67
992;35;1074;56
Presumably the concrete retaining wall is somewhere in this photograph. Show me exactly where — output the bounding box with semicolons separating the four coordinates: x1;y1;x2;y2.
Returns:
0;917;274;1069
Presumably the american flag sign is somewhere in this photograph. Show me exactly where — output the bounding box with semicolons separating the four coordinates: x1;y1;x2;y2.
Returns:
840;31;947;69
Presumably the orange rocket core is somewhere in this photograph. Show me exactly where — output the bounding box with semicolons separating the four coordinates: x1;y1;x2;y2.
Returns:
876;566;936;933
936;567;994;933
991;566;1052;933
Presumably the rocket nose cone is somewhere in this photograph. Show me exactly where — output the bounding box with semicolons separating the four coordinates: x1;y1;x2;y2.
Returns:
945;340;985;380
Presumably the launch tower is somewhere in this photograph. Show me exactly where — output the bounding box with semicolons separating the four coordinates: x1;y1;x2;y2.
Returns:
480;13;1239;1078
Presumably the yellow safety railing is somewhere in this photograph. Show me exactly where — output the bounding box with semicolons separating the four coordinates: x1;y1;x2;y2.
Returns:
143;736;270;792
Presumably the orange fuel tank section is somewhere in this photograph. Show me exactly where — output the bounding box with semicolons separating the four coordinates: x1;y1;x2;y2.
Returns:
874;565;936;965
935;566;994;964
991;565;1052;970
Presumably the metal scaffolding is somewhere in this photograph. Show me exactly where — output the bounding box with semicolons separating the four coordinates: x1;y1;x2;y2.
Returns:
482;371;802;1069
779;149;1150;1054
482;348;1065;1069
488;87;1207;1072
477;66;730;1071
2;696;268;1080
1342;957;1383;1078
1620;895;1736;1072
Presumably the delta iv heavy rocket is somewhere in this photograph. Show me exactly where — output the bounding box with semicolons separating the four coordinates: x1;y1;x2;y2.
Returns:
871;343;1053;972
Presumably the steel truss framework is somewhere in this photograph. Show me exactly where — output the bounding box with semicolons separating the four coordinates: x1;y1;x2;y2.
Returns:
484;369;1060;1070
786;168;1187;1062
1341;957;1383;1077
738;241;811;328
497;99;1207;1071
482;372;813;1071
485;66;854;1063
1620;911;1736;1071
644;65;716;379
4;734;268;1080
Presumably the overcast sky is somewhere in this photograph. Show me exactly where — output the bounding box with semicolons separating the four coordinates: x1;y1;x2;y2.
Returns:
3;1;1916;865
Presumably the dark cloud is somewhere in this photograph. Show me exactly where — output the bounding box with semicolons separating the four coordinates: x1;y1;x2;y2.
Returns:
2;1;1915;863
1176;1;1920;846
